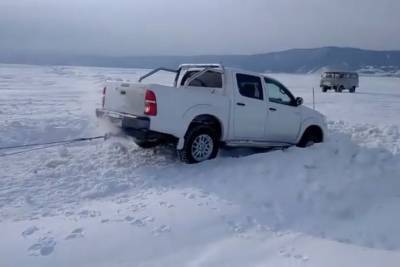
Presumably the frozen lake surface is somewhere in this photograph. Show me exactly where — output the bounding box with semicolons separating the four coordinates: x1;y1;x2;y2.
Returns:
1;64;400;267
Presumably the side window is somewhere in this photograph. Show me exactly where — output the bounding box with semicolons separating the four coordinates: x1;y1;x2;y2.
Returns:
236;74;263;100
265;79;295;106
181;70;222;88
181;71;196;86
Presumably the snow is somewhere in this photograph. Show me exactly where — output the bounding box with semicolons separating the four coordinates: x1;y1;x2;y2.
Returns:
1;64;400;266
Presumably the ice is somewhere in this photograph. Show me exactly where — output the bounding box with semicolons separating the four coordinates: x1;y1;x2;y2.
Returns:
0;64;400;266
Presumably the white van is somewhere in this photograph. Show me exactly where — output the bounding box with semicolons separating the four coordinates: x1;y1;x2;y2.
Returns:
320;71;359;93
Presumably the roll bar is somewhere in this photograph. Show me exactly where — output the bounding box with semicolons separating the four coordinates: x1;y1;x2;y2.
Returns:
138;64;225;84
178;64;224;70
138;68;178;83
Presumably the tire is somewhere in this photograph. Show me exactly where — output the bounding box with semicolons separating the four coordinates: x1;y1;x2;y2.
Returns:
134;139;159;149
349;86;356;93
322;87;328;93
297;130;323;148
336;86;344;93
178;125;219;164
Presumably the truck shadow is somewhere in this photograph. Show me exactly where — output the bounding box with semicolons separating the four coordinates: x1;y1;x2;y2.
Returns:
219;146;280;158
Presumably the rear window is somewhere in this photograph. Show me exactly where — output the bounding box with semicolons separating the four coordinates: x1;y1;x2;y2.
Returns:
181;70;222;88
236;73;263;100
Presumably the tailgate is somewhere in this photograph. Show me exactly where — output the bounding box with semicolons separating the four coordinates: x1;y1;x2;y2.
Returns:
104;82;146;115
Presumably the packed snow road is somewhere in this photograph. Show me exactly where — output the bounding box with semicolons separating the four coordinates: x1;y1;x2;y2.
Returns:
1;64;400;267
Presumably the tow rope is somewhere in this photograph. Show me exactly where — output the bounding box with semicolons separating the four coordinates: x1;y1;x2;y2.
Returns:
0;135;107;158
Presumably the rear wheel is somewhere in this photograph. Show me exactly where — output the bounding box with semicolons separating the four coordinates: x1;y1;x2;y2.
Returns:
178;125;219;164
349;86;356;93
134;139;159;149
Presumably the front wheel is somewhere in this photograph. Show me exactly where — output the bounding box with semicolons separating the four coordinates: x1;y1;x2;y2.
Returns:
178;125;219;164
297;130;323;148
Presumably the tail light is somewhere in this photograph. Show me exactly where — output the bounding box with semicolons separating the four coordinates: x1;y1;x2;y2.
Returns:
102;86;107;108
144;90;157;116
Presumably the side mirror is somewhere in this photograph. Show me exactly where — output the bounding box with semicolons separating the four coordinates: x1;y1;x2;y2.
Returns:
295;97;303;106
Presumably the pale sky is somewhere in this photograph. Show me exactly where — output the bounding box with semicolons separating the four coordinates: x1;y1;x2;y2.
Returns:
1;0;399;56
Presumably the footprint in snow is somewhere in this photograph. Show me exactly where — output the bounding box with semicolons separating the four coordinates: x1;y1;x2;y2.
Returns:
64;211;74;217
125;216;135;222
78;209;101;218
159;201;175;208
65;228;84;240
129;203;147;212
130;216;154;227
22;226;39;237
182;192;196;199
131;219;146;227
28;236;56;256
152;225;171;236
142;216;155;223
199;191;210;198
45;159;67;168
279;247;309;262
304;164;317;170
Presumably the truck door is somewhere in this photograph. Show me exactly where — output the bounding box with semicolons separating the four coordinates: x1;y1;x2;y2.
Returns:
263;78;302;144
232;73;266;140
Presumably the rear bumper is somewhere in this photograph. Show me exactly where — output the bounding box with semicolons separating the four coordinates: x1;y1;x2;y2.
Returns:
96;108;150;129
96;109;172;141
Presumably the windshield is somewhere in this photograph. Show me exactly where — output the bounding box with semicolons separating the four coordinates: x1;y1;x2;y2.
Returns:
323;73;334;78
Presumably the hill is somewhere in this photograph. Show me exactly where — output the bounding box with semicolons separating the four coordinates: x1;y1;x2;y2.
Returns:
1;47;400;75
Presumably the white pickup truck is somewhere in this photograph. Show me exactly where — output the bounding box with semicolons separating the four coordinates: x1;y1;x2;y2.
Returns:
96;64;327;163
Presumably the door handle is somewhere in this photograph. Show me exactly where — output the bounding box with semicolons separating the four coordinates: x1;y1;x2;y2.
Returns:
237;102;246;106
269;107;277;111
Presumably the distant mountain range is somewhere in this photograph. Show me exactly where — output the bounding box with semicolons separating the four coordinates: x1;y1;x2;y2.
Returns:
2;47;400;76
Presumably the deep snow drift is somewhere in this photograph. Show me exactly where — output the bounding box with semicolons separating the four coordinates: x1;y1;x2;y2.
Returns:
0;64;400;267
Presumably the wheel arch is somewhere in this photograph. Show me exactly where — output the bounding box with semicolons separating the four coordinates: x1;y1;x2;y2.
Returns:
299;124;324;144
186;114;223;139
177;106;226;150
299;114;326;138
181;104;226;135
